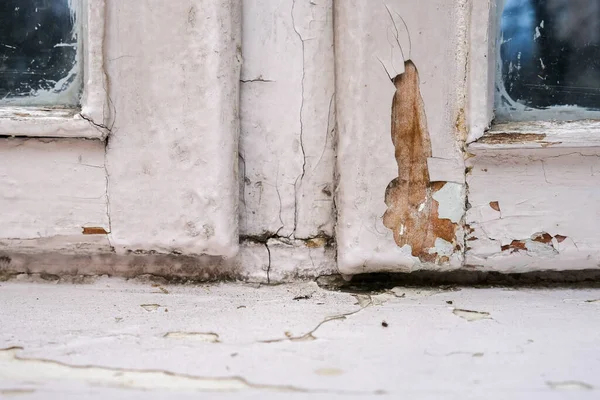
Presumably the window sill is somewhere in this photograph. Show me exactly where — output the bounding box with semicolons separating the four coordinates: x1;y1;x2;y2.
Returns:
468;120;600;151
0;107;106;139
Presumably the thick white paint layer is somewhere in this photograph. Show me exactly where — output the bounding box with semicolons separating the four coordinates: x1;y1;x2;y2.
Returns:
466;148;600;272
104;0;241;257
2;281;600;398
467;0;496;144
0;139;109;240
334;0;467;274
240;0;335;239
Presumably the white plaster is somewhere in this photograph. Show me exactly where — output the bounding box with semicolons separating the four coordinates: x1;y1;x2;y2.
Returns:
1;281;600;398
334;0;467;274
104;0;241;257
432;182;466;224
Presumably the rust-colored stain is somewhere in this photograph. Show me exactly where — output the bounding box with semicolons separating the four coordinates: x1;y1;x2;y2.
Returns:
82;227;109;235
383;61;457;262
489;201;501;212
476;133;547;145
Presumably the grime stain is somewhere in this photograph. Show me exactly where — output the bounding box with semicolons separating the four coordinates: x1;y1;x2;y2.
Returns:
383;61;458;262
476;132;547;144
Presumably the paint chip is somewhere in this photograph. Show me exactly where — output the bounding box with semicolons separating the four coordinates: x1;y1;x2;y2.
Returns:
163;332;220;343
452;308;491;322
555;235;567;243
489;201;500;212
140;304;161;312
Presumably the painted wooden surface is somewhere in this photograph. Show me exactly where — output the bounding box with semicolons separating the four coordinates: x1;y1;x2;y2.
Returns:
466;147;600;271
240;0;335;240
104;0;241;257
0;139;109;241
334;0;468;274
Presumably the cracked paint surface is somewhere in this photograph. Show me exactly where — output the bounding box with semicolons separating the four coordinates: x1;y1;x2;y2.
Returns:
1;280;599;397
240;0;335;240
466;148;600;271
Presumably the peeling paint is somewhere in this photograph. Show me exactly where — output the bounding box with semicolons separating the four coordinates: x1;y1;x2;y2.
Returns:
383;61;460;262
500;232;567;255
432;183;465;224
489;201;501;212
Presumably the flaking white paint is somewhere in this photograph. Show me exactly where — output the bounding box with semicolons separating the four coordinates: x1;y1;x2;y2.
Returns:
432;183;465;224
240;0;335;239
334;0;467;274
466;148;600;272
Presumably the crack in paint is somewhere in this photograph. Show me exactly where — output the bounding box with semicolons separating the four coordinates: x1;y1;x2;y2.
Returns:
291;0;307;238
240;78;275;83
0;347;384;395
261;301;370;343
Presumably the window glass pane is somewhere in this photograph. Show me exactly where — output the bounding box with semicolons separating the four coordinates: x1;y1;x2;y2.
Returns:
496;0;600;121
0;0;82;107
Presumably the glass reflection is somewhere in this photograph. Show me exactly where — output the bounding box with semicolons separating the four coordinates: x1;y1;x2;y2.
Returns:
0;0;81;106
497;0;600;121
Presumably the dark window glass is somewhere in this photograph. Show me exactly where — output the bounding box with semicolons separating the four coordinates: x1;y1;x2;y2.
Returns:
497;0;600;121
0;0;81;106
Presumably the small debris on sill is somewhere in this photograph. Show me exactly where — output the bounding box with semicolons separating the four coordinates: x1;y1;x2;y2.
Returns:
140;304;161;312
381;321;389;328
152;283;169;294
293;294;312;301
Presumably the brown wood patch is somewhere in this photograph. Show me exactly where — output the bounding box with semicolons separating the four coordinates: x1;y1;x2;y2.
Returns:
383;61;457;261
82;227;108;235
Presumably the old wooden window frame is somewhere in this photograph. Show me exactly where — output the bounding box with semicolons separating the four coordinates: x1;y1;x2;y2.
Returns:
467;0;600;149
0;0;108;140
